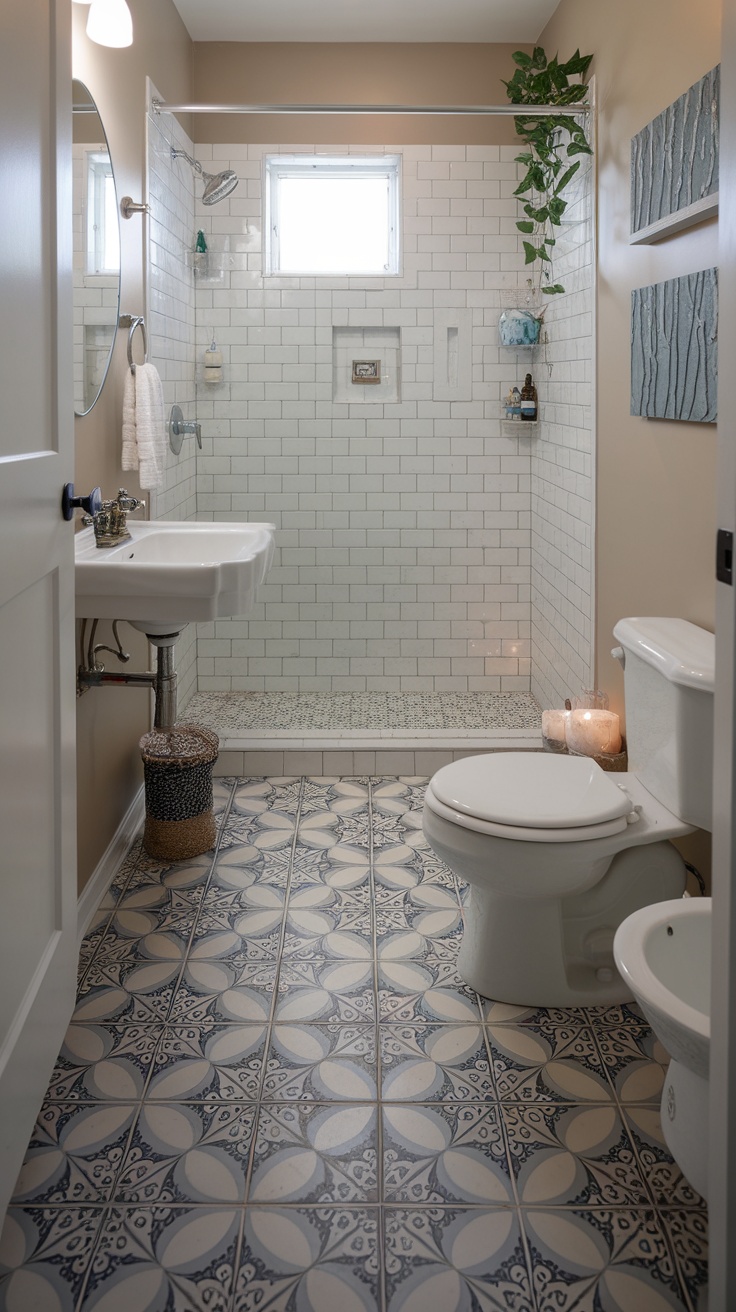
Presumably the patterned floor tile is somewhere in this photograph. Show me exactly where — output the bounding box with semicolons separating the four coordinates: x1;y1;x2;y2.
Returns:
95;890;200;953
84;1205;240;1311
502;1102;650;1208
622;1105;706;1208
292;842;371;893
1;772;711;1310
249;1103;378;1204
483;1000;590;1027
234;1206;380;1312
373;844;450;894
147;1024;269;1101
45;1024;161;1102
384;1206;534;1311
208;844;264;893
12;1103;136;1205
230;779;288;820
169;958;277;1025
594;1026;670;1105
487;1022;611;1103
282;896;372;958
262;1024;377;1101
661;1209;708;1311
72;932;189;1025
274;959;376;1024
585;1002;647;1028
383;1103;513;1205
314;780;370;818
121;852;215;899
375;886;463;958
378;959;482;1025
194;886;286;957
523;1207;692;1311
0;1207;103;1312
380;1024;495;1102
116;1102;256;1204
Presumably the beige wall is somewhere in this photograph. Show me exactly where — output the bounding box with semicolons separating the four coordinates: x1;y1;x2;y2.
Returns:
540;0;720;884
539;0;720;707
72;0;192;893
191;43;528;144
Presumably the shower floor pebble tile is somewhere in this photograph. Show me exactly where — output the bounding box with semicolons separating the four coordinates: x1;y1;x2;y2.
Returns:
0;775;707;1312
186;690;542;738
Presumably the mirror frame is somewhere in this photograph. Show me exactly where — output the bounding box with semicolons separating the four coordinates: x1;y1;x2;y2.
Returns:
72;78;121;417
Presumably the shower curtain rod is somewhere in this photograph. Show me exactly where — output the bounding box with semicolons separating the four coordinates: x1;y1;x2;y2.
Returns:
151;99;590;117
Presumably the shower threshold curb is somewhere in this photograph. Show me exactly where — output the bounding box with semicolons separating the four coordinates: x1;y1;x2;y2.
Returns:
213;728;542;752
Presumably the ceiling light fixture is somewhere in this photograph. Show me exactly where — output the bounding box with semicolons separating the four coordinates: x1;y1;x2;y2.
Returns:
86;0;133;47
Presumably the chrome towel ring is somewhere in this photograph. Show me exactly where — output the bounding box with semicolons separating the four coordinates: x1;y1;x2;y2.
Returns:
119;314;148;372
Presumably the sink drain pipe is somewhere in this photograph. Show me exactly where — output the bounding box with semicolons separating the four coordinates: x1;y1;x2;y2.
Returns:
77;618;178;728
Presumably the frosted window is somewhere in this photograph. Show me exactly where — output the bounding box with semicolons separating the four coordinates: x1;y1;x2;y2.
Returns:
266;156;400;276
86;151;119;276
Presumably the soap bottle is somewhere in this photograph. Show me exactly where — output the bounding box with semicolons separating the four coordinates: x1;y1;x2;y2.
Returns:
204;334;223;384
520;373;537;421
195;230;207;253
510;385;522;419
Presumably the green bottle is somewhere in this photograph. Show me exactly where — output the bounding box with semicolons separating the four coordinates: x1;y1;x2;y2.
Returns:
195;230;207;253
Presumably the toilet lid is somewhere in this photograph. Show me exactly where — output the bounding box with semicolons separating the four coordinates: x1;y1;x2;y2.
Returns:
429;752;633;830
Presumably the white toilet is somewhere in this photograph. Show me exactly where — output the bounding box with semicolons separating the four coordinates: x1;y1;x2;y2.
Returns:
423;618;714;1006
614;897;711;1200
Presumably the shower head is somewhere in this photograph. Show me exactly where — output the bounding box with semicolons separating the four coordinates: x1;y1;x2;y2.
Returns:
170;147;239;206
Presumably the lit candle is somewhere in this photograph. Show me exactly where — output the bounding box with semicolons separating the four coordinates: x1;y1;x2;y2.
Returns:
566;709;622;757
542;709;570;743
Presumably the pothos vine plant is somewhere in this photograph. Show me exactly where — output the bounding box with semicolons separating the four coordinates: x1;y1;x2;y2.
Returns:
503;47;593;295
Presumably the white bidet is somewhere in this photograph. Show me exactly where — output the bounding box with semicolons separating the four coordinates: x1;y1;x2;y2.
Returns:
613;897;710;1200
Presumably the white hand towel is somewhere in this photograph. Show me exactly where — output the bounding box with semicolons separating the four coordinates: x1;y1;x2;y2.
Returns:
120;362;166;490
121;367;138;472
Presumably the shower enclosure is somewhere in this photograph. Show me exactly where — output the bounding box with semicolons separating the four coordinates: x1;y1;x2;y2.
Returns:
145;86;594;763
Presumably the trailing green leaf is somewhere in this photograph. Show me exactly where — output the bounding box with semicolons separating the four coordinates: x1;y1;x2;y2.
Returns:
504;44;593;294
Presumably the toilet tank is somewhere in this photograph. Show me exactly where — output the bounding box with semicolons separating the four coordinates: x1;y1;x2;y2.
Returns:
613;617;715;830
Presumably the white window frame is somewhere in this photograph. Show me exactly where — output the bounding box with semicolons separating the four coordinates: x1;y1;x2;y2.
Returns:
264;154;401;277
85;149;118;276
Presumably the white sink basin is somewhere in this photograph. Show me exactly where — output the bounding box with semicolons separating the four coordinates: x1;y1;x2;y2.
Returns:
75;519;275;631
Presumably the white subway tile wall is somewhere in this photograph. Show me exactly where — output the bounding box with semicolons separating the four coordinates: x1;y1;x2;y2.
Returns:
144;135;594;704
145;104;198;709
191;144;545;694
529;153;594;708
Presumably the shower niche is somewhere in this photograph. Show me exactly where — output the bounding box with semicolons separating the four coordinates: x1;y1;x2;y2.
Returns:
332;326;401;404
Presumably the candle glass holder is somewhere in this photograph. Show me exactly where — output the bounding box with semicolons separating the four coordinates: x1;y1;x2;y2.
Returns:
572;689;609;712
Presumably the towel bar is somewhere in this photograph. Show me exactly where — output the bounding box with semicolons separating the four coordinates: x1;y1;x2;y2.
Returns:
119;314;148;372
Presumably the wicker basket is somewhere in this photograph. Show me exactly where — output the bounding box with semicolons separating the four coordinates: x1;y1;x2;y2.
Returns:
140;724;219;861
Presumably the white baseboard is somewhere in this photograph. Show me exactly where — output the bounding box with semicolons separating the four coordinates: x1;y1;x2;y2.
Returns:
77;785;145;944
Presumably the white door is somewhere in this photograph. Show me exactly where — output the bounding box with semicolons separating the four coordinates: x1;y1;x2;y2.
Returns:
0;0;77;1219
710;2;736;1305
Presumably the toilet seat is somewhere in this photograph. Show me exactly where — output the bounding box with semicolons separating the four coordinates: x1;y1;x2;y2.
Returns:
425;752;634;843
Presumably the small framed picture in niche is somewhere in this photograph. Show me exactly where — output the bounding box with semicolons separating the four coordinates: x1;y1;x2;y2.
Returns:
352;359;381;384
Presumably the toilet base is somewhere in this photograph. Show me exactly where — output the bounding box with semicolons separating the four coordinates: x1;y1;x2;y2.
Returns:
454;839;687;1007
457;881;634;1007
661;1059;709;1202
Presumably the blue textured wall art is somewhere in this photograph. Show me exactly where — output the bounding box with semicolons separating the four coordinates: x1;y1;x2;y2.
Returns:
631;66;719;241
631;268;718;423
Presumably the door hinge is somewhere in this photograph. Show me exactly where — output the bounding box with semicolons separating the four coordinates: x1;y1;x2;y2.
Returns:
716;528;733;585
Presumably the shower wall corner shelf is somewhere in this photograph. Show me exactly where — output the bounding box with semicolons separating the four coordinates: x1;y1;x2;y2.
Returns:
501;419;539;433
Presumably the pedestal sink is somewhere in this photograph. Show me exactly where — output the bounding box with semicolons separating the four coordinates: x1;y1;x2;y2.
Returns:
75;519;275;726
75;519;276;632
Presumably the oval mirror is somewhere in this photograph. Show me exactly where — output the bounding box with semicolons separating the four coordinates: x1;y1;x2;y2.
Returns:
72;78;121;416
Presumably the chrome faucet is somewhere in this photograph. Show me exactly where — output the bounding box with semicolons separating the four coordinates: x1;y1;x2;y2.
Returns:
83;488;146;548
